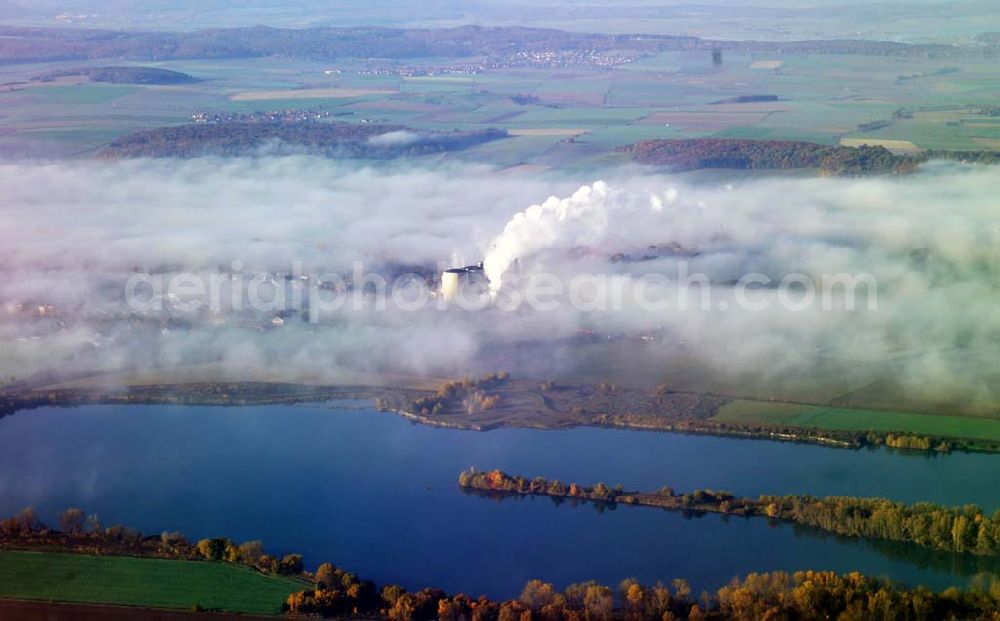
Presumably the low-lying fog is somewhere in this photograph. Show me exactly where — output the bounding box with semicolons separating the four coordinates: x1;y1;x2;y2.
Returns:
0;157;996;412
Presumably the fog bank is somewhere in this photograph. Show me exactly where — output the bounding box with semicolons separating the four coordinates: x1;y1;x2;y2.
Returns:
0;157;996;413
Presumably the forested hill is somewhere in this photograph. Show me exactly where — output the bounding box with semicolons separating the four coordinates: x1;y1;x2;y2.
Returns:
101;122;507;159
0;24;976;64
623;138;1000;176
623;139;917;176
34;66;198;85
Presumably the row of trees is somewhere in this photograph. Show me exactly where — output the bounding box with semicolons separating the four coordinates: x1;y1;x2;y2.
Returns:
763;495;1000;556
193;536;303;575
460;469;731;509
925;149;1000;165
459;468;623;502
0;507;304;575
599;409;998;454
1;507;131;541
459;469;1000;557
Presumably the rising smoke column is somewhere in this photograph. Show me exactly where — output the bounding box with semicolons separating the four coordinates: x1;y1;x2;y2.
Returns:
482;180;671;293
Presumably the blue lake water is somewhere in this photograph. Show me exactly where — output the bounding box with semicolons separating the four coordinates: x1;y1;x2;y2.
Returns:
0;403;998;598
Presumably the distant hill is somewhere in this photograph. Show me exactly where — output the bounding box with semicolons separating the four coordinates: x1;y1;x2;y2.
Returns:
0;24;972;65
623;138;1000;176
34;66;199;85
101;121;507;159
621;138;917;176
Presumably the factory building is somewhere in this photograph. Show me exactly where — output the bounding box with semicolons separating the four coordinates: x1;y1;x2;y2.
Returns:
440;263;489;304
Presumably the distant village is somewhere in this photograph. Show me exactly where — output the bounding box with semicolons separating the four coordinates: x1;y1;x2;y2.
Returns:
190;109;341;124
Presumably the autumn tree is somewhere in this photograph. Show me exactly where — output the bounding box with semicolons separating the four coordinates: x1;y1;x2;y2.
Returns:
159;531;186;551
279;553;304;575
649;582;672;619
388;593;415;621
58;508;86;534
224;540;240;563
196;537;228;560
238;540;264;566
316;561;337;589
618;579;647;620
671;579;691;603
382;584;406;606
583;584;613;621
498;601;526;621
521;580;557;611
22;507;43;532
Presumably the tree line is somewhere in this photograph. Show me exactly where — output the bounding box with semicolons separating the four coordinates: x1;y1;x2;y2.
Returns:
0;506;305;576
761;495;1000;557
102;122;507;159
594;409;1000;455
459;469;1000;557
291;570;1000;621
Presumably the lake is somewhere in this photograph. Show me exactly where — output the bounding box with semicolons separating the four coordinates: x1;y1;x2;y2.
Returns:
0;403;998;598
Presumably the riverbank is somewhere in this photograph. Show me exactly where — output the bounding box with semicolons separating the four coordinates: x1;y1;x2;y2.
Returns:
459;469;1000;557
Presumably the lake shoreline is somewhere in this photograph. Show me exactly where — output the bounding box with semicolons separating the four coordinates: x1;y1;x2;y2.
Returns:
4;402;1000;597
2;378;998;454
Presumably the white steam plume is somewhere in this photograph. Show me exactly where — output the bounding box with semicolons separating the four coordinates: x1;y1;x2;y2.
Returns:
483;180;671;293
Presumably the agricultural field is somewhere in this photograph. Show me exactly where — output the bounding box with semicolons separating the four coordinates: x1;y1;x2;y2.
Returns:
3;50;1000;163
713;400;1000;442
839;138;922;155
231;87;397;101
0;551;304;614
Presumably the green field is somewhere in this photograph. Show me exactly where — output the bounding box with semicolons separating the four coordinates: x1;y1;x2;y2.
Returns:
20;84;140;105
5;49;1000;162
0;551;304;614
713;400;1000;442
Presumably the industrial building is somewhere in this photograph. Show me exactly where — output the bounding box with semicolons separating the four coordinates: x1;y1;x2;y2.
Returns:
440;263;489;304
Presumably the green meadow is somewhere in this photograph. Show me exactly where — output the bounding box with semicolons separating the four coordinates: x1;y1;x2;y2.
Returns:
713;400;1000;442
0;550;304;614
